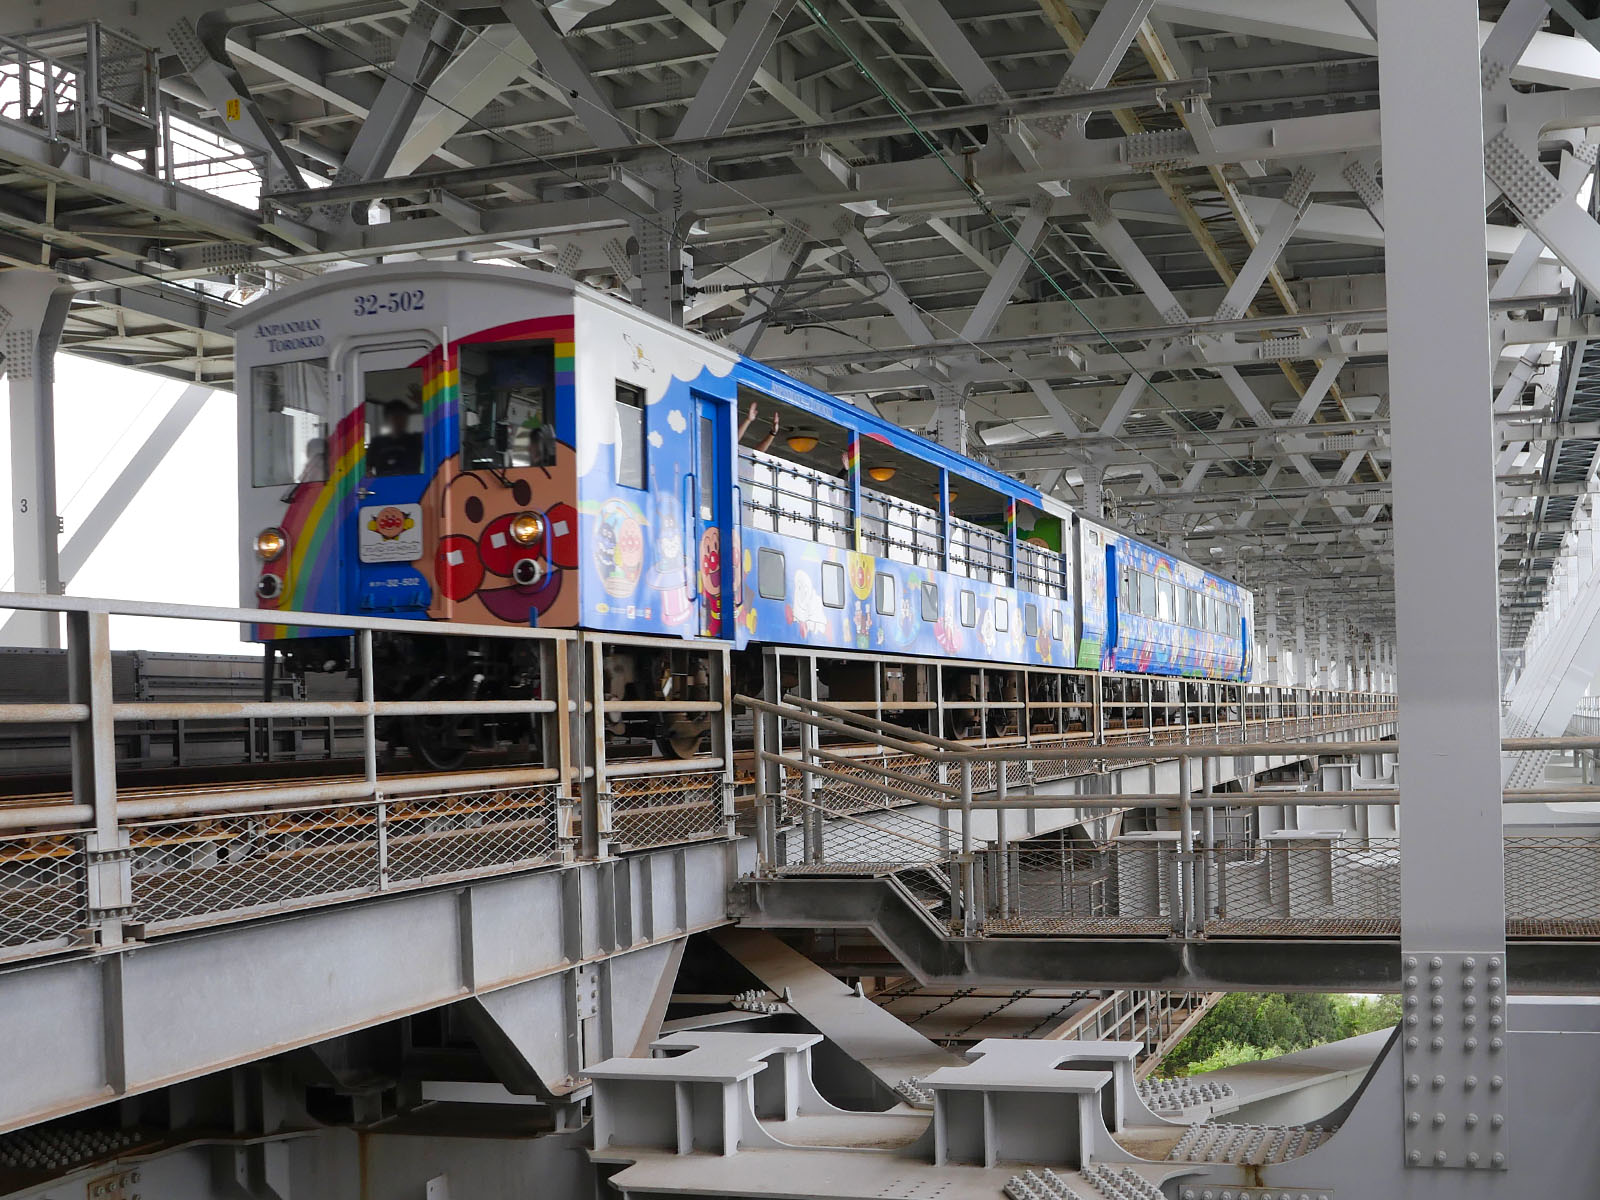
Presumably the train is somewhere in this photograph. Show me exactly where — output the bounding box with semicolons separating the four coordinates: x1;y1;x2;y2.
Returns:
234;262;1252;765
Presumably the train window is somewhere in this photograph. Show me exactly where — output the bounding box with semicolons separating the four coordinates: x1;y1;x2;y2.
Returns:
876;574;896;616
921;581;938;622
614;382;646;488
757;548;785;599
994;596;1009;632
821;561;845;608
1139;572;1156;619
1120;566;1133;610
251;360;331;487
364;363;426;476
460;341;555;470
1156;579;1174;623
960;590;976;627
1184;589;1199;629
1025;603;1039;637
698;413;716;520
1051;609;1064;641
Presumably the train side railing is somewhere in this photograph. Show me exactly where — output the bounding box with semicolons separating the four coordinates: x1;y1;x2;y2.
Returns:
739;690;1600;942
0;593;733;964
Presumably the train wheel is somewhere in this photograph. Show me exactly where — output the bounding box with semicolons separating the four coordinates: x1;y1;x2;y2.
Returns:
408;714;471;772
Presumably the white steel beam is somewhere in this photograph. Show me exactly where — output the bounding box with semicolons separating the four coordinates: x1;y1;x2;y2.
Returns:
505;0;635;151
674;0;797;142
1056;0;1159;92
57;386;213;585
1379;0;1508;1173
1;270;72;648
958;202;1050;342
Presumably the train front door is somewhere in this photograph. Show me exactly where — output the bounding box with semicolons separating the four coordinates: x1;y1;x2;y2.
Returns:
691;393;730;637
346;340;437;615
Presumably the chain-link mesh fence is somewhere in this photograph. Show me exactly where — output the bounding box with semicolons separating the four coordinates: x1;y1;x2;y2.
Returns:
779;796;950;873
129;802;383;931
129;785;566;933
384;784;561;885
1203;837;1400;935
1505;835;1600;936
608;769;726;851
980;841;1173;935
0;830;85;958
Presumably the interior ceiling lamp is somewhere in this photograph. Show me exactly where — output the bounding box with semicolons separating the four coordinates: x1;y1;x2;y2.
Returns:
786;432;819;453
868;465;897;482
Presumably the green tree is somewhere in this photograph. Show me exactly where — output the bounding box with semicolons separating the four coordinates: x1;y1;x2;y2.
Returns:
1159;992;1400;1077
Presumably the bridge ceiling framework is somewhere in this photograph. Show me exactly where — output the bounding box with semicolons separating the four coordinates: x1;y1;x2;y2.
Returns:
1;2;1599;649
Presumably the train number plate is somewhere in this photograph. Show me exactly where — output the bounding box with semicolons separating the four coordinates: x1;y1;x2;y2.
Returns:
359;503;424;562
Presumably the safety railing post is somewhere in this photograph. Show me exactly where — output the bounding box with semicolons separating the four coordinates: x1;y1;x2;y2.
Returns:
959;760;976;935
585;636;608;859
68;610;130;946
358;630;378;798
375;792;390;890
713;646;735;840
995;765;1010;918
800;706;819;864
1177;754;1194;936
1200;755;1215;925
751;694;775;872
551;639;578;863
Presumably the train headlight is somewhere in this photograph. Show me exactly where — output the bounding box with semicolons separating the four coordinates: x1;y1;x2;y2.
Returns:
254;527;287;561
510;511;544;545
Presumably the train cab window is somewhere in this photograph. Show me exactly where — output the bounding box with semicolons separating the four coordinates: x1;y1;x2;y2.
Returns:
460;341;555;470
614;382;646;488
1051;609;1064;641
757;548;786;599
994;596;1009;632
251;360;331;486
1025;603;1039;637
821;561;845;608
921;581;938;622
363;364;426;476
876;574;896;616
960;589;976;628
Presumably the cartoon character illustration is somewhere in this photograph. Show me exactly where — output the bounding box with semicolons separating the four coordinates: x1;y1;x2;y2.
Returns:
646;507;693;628
788;570;828;639
847;551;875;600
427;470;576;624
698;526;721;635
368;505;414;541
935;596;962;655
894;585;916;647
979;607;997;656
852;600;872;649
623;333;656;374
596;499;646;599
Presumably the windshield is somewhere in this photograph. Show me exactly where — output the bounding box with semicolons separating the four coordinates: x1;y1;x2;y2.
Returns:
251;359;331;487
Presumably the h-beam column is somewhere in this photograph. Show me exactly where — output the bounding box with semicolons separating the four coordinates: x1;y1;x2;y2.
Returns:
1;270;72;648
1379;0;1508;1174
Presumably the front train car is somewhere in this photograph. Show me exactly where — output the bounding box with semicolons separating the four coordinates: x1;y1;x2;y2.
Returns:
233;261;747;656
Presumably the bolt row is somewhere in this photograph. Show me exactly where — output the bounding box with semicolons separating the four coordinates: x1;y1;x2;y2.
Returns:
1081;1163;1164;1200
1168;1123;1330;1165
0;1128;145;1171
1003;1168;1087;1200
1138;1079;1233;1112
894;1077;934;1109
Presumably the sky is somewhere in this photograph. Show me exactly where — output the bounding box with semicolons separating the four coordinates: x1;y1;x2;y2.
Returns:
0;353;245;654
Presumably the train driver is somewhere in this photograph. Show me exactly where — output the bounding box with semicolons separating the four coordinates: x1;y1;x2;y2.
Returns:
368;398;423;476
